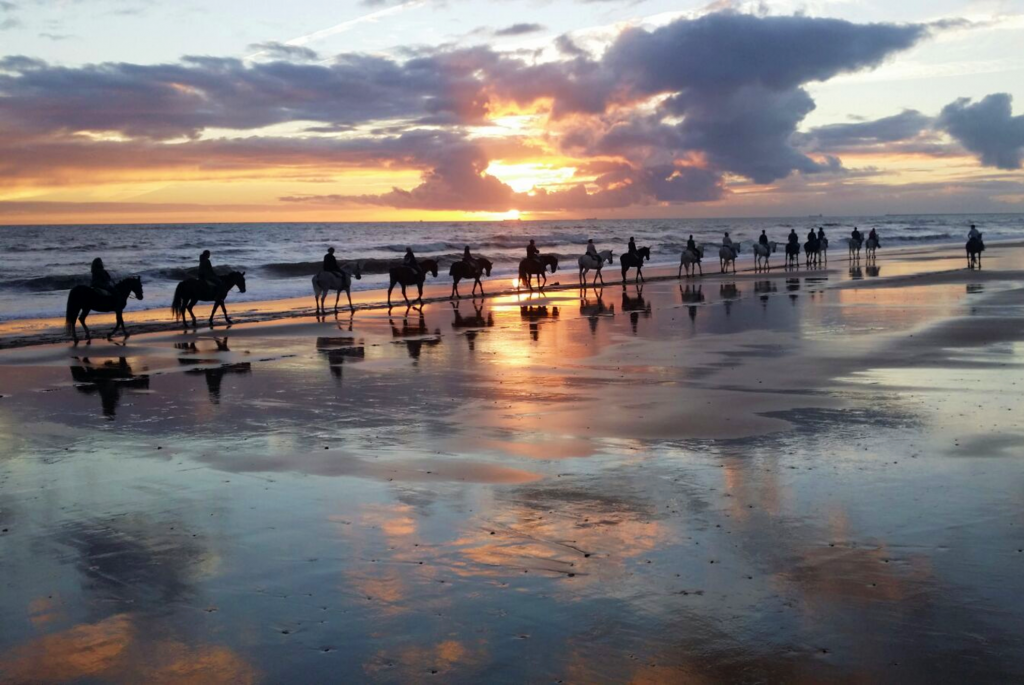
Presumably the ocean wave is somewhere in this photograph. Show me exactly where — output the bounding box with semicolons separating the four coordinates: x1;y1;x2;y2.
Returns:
2;274;91;292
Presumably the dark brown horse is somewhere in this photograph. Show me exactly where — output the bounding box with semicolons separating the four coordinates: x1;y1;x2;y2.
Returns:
967;235;985;269
65;276;144;343
449;257;492;298
388;258;438;307
620;246;651;284
171;271;246;329
518;255;558;291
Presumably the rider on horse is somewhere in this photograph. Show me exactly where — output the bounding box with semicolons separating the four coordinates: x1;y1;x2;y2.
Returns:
526;239;542;269
586;239;601;262
323;247;344;278
199;250;222;290
686;235;698;255
817;227;826;242
91;258;115;296
462;245;477;268
759;230;769;247
969;224;982;241
851;227;862;243
404;247;421;276
868;228;880;246
788;229;799;246
627;237;638;259
722;232;735;250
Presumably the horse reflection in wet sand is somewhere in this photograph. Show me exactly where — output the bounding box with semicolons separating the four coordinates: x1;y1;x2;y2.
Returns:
521;304;559;341
680;284;705;324
70;357;150;418
720;282;741;316
391;310;441;359
451;301;494;351
580;290;612;335
621;286;651;335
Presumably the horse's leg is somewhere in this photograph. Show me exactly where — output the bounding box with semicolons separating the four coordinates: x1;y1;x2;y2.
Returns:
209;301;219;327
638;266;644;284
188;300;198;327
222;300;232;325
416;283;424;303
333;290;341;313
80;309;91;341
401;284;409;305
388;281;396;308
451;278;459;300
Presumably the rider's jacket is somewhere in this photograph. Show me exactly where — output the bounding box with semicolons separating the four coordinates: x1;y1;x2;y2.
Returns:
527;244;539;259
199;256;218;282
91;268;114;291
324;253;341;273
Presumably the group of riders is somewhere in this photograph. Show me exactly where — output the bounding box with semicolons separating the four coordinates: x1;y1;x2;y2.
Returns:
86;223;989;300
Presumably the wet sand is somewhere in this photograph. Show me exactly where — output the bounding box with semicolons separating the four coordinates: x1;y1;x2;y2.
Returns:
2;242;1024;682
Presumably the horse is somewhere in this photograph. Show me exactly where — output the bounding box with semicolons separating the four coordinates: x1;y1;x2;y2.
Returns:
679;245;704;277
578;250;613;287
967;234;985;269
784;241;800;268
518;254;559;291
848;236;863;260
450;257;493;299
865;235;880;260
388;258;438;307
804;238;822;269
819;237;829;262
171;271;247;329
620;246;651;284
312;261;362;315
719;244;740;273
65;276;144;343
752;241;777;272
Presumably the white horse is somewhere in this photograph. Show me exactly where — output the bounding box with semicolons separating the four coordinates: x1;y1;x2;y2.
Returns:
719;243;741;273
865;235;880;259
678;245;704;277
848;236;863;260
578;249;613;286
312;261;362;314
752;241;777;272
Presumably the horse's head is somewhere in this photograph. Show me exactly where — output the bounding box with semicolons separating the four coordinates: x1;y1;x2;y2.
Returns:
423;259;439;277
123;275;144;301
353;261;363;280
639;246;651;261
547;255;559;273
230;271;247;293
480;258;492;276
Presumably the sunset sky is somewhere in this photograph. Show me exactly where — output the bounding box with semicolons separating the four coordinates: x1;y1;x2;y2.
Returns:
1;0;1023;224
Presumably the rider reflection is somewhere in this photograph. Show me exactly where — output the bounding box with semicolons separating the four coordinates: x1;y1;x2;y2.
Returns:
70;357;150;418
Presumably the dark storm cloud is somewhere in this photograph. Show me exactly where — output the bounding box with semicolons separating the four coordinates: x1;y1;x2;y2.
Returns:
938;93;1024;170
796;109;934;151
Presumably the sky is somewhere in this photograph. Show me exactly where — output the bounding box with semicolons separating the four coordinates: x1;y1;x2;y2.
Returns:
0;0;1023;224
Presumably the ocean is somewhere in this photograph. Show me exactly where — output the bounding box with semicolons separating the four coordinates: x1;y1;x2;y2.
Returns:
1;214;1020;321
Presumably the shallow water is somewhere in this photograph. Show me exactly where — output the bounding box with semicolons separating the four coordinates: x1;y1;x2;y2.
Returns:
1;248;1023;682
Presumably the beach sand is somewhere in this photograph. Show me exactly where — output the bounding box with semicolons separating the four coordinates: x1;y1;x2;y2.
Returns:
1;242;1023;682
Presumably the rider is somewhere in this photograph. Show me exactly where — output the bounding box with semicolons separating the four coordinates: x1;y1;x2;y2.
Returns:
817;227;826;242
526;239;540;266
90;257;115;296
627;237;638;259
968;223;982;241
199;250;222;289
851;226;862;243
722;232;734;252
758;230;769;247
686;235;698;255
788;229;799;246
586;238;600;262
403;247;420;276
323;247;344;277
807;228;817;244
868;228;880;246
462;245;477;266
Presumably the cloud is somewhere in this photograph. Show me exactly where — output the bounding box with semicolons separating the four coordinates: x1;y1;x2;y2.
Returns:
1;0;19;30
0;9;939;213
795;109;935;152
247;41;320;61
494;23;545;37
938;93;1024;170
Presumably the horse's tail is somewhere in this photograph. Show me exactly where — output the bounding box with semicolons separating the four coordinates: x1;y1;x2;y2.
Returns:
65;289;79;337
449;263;458;277
171;282;186;322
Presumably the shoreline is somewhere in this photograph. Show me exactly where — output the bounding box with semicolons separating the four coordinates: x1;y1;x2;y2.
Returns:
0;238;1014;350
